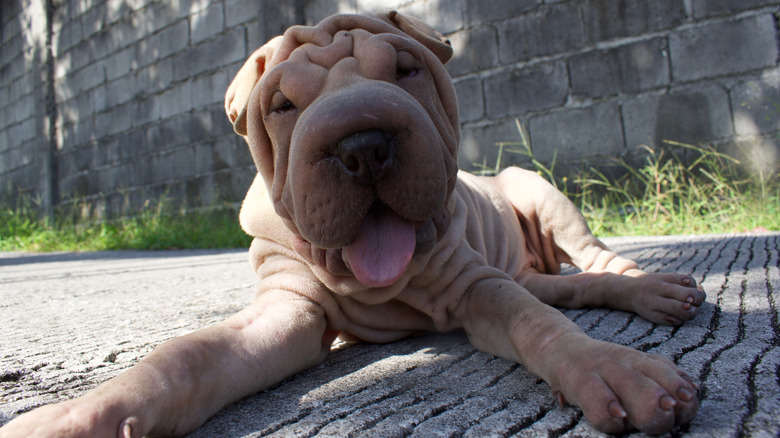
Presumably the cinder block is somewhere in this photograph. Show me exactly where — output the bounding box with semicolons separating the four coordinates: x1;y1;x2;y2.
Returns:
53;50;71;82
105;46;137;81
69;60;106;94
211;135;252;169
731;69;780;136
465;0;539;25
356;0;400;15
2;12;21;45
182;112;211;145
138;2;178;35
149;150;174;184
528;103;624;163
190;2;224;45
193;141;216;174
453;77;483;123
97;102;134;138
59;173;92;199
570;37;669;98
72;90;94;121
136;20;189;68
447;25;498;78
103;75;135;108
0;34;21;68
12;94;34;124
483;61;568;119
670;14;778;83
262;1;304;38
137;59;175;94
66;41;93;73
80;3;106;40
146;117;189;149
458;119;529;171
229;165;257;199
59;145;94;177
246;17;267;49
691;0;779;19
304;0;347;24
622;84;734;149
226;0;262;27
19;118;35;143
97;163;134;193
0;124;8;153
398;0;465;35
131;96;160;127
498;3;585;64
191;70;229;109
54;18;83;56
581;0;686;43
160;80;193;119
173;27;246;82
169;145;197;180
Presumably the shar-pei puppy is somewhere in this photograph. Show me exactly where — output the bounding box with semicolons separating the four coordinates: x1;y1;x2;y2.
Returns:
0;11;705;437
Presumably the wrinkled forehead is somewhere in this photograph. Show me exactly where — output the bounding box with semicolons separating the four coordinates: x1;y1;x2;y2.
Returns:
264;13;408;74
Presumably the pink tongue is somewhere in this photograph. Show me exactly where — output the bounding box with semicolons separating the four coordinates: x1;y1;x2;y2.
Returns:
345;208;416;288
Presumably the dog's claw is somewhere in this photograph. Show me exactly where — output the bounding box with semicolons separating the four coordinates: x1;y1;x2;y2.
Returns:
608;400;627;418
553;391;568;408
120;417;138;438
677;386;694;402
660;395;677;411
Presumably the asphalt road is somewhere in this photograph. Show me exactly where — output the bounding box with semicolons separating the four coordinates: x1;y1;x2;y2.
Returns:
1;233;778;437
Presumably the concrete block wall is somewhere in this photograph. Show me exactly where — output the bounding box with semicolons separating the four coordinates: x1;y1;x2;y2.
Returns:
0;0;54;211
2;0;779;217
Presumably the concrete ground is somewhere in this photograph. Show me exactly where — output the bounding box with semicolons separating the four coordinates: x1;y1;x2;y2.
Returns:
1;233;778;437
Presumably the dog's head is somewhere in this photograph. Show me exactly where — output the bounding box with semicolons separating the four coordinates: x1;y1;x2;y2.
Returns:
226;12;460;288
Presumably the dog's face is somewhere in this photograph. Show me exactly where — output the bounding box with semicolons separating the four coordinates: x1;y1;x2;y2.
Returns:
227;12;460;287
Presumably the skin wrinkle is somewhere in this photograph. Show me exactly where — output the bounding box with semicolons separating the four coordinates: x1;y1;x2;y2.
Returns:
0;12;707;438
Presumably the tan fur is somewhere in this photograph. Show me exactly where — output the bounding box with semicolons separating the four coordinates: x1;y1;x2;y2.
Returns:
0;11;706;438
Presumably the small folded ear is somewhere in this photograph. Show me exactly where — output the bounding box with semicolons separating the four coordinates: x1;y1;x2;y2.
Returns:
386;10;453;65
225;36;284;136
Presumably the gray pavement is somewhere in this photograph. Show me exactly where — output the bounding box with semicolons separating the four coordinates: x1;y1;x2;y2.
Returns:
1;233;778;437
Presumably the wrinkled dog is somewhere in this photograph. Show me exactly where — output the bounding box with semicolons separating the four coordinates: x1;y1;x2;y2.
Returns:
0;11;705;437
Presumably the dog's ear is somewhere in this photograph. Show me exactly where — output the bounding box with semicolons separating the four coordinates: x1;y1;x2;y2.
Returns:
225;36;283;136
386;10;453;65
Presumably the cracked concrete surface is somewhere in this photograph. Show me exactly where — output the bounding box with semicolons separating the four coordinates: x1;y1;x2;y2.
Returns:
1;233;778;437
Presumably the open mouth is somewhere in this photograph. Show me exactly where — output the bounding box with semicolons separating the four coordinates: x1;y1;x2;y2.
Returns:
344;202;417;288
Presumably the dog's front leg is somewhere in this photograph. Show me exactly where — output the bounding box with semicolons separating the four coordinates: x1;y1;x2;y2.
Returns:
0;290;329;438
457;275;699;435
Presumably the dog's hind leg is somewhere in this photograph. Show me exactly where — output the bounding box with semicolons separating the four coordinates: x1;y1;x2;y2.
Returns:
486;167;705;326
486;167;636;273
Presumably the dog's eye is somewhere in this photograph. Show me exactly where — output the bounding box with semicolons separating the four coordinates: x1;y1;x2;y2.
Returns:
396;67;419;80
273;100;295;114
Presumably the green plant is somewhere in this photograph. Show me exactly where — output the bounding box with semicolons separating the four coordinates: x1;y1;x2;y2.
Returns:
0;194;252;252
475;121;779;236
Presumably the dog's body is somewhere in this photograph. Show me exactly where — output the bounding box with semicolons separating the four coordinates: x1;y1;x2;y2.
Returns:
0;11;705;437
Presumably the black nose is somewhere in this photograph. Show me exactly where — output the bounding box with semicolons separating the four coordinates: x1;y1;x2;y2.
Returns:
334;130;395;184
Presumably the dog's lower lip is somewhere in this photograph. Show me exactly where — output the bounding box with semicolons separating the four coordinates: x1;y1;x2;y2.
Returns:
366;202;426;231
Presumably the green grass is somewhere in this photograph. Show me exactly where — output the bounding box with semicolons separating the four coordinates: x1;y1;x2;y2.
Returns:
0;196;252;252
476;121;779;237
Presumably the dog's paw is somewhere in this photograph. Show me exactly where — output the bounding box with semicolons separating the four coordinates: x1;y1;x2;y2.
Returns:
0;398;139;438
550;340;699;434
621;270;706;326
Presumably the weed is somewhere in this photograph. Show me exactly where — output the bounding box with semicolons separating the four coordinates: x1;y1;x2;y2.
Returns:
0;194;251;252
475;120;779;236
